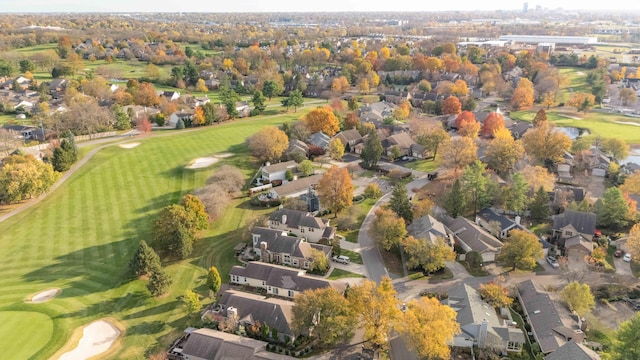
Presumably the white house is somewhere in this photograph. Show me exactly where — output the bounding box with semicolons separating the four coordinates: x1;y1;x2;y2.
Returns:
261;160;298;182
267;208;336;243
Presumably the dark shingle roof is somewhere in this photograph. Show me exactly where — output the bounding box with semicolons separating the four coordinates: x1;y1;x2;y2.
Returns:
218;290;294;337
230;262;345;294
477;208;519;232
443;216;503;253
544;340;600;360
552;210;596;235
516;280;566;354
182;328;267;360
268;208;326;230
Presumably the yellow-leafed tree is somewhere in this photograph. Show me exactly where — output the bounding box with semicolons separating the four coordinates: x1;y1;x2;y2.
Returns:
246;126;288;163
304;107;340;136
396;296;460;360
317;166;353;215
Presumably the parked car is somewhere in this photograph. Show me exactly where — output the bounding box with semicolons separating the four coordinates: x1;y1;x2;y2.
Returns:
546;256;560;268
624;253;632;262
614;249;624;258
332;255;350;264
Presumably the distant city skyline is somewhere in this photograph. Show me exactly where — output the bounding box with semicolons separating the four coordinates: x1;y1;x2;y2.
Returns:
1;0;636;13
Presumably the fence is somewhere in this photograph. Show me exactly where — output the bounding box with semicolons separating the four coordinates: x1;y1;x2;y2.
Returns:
19;131;118;153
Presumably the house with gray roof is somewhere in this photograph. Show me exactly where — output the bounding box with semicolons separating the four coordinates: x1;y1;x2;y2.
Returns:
358;101;396;125
552;210;596;243
171;327;295;360
286;140;309;160
406;215;451;246
333;129;363;152
251;227;332;270
309;131;331;149
443;216;503;263
268;208;335;243
382;132;416;158
272;174;322;200
446;284;525;353
229;262;346;300
217;289;295;343
517;280;586;355
476;208;526;240
544;340;600;360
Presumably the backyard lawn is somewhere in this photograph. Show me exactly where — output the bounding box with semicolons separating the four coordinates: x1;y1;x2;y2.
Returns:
0;110;312;359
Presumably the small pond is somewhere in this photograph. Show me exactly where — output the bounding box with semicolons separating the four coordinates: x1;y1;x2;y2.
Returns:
556;127;590;140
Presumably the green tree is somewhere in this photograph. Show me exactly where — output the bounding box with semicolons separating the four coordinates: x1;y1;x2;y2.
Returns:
262;80;282;100
282;89;304;112
51;135;78;172
112;104;131;130
561;281;595;315
498;229;543;271
504;172;529;214
596;187;631;229
292;287;356;348
309;248;330;273
530;186;551;221
360;130;383;168
19;59;35;73
0;154;60;204
152;204;197;259
347;97;359;111
147;266;172;296
461;160;491;217
364;183;383;199
0;59;13;76
206;266;221;293
443;179;466;218
370;208;406;251
298;160;314;177
181;194;209;231
129;240;161;277
251;90;266;115
389;184;413;224
182;289;202;314
601;138;630;161
349;277;401;350
612;313;640;360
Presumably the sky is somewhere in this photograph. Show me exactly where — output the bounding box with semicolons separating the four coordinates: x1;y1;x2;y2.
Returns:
0;0;636;13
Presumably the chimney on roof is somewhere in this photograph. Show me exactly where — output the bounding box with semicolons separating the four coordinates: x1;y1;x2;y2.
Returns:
260;241;268;262
478;319;488;348
515;215;521;225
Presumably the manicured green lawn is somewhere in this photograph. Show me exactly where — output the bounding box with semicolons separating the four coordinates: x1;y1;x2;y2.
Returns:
0;110;314;359
339;249;363;265
0;311;54;359
327;268;365;280
402;157;442;173
557;67;590;104
510;109;640;144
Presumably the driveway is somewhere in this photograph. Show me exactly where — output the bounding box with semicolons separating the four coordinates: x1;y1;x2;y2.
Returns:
613;238;634;277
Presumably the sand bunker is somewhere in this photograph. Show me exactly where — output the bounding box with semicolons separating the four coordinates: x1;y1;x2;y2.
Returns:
119;142;141;149
28;288;61;303
614;121;640;127
215;152;234;158
186;157;219;169
58;319;121;360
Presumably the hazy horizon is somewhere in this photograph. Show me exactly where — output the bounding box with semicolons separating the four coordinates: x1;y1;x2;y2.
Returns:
1;0;637;13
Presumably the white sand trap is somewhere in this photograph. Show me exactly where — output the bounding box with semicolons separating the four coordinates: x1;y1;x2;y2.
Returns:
576;71;585;76
186;157;219;169
119;142;141;149
215;152;234;158
58;320;121;360
29;288;61;303
615;121;640;127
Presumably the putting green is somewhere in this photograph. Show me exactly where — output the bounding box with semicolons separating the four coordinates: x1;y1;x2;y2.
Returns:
0;311;53;359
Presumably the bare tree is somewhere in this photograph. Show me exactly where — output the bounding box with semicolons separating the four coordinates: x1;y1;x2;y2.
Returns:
0;129;21;156
207;165;245;194
193;185;232;221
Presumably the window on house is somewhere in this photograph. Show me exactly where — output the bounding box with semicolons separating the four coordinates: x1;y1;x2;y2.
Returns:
273;288;279;295
566;231;573;236
288;290;294;297
309;227;314;232
300;228;305;233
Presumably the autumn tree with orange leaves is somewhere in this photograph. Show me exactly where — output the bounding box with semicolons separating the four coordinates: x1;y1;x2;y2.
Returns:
454;111;476;129
442;96;462;115
481;112;505;137
510;78;534;110
331;76;351;94
134;82;160;107
304;107;340;136
317;166;353;216
192;106;205;126
246;126;289;163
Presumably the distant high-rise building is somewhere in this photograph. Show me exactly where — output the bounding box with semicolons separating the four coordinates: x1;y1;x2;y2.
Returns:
523;2;528;13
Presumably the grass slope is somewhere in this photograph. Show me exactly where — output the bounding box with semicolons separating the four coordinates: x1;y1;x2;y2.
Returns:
0;111;309;360
0;311;53;359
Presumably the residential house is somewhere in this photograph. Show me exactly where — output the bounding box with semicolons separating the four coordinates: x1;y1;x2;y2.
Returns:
384;90;412;105
406;215;451;246
552;210;596;243
272;174;322;200
508;122;532;139
251;227;332;270
475;208;525;240
446;284;525;353
517;279;587;355
332;129;363;152
443;216;503;263
285;140;309;160
48;78;69;98
124;104;160;121
580;148;610;173
162;91;181;101
2;124;38;140
267;207;335;243
229;262;346;300
168;327;295;360
358;101;396;125
194;95;211;107
216;289;296;343
167;110;194;128
261;160;298;182
308;131;330;149
410;143;428;159
564;235;594;263
544;340;600;360
552;186;586;213
383;132;416;157
409;91;438;108
205;78;221;90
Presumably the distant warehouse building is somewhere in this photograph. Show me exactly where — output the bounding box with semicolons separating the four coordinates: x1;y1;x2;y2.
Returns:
499;35;597;45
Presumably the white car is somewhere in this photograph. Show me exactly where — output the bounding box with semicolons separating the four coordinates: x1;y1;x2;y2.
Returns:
623;253;632;263
332;255;350;264
546;256;560;269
